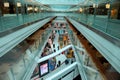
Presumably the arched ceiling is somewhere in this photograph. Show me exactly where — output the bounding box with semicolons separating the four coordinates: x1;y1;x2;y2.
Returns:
30;0;111;11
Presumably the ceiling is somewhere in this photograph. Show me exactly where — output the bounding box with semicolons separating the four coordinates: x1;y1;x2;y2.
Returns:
31;0;109;11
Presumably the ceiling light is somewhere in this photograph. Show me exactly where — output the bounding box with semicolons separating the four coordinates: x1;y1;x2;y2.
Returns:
79;8;83;12
93;4;96;8
106;3;110;9
27;7;33;11
4;2;9;7
35;7;38;11
17;2;21;7
93;4;98;8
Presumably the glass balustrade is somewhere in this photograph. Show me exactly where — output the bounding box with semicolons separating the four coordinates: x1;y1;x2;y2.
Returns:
0;0;50;32
66;25;103;80
69;1;120;39
0;13;50;32
0;29;51;80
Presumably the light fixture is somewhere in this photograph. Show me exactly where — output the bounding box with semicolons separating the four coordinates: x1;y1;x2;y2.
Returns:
79;8;83;12
17;2;21;7
27;7;30;11
93;4;96;8
93;4;98;8
4;2;9;7
106;3;110;9
34;7;38;11
27;7;33;11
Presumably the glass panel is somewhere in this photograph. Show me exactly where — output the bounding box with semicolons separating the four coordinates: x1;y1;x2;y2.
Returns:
0;71;10;80
17;2;22;15
0;2;2;17
24;4;28;15
0;28;51;80
110;1;120;20
2;1;16;16
27;5;33;14
96;3;108;18
34;6;39;13
88;6;94;15
31;65;39;78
